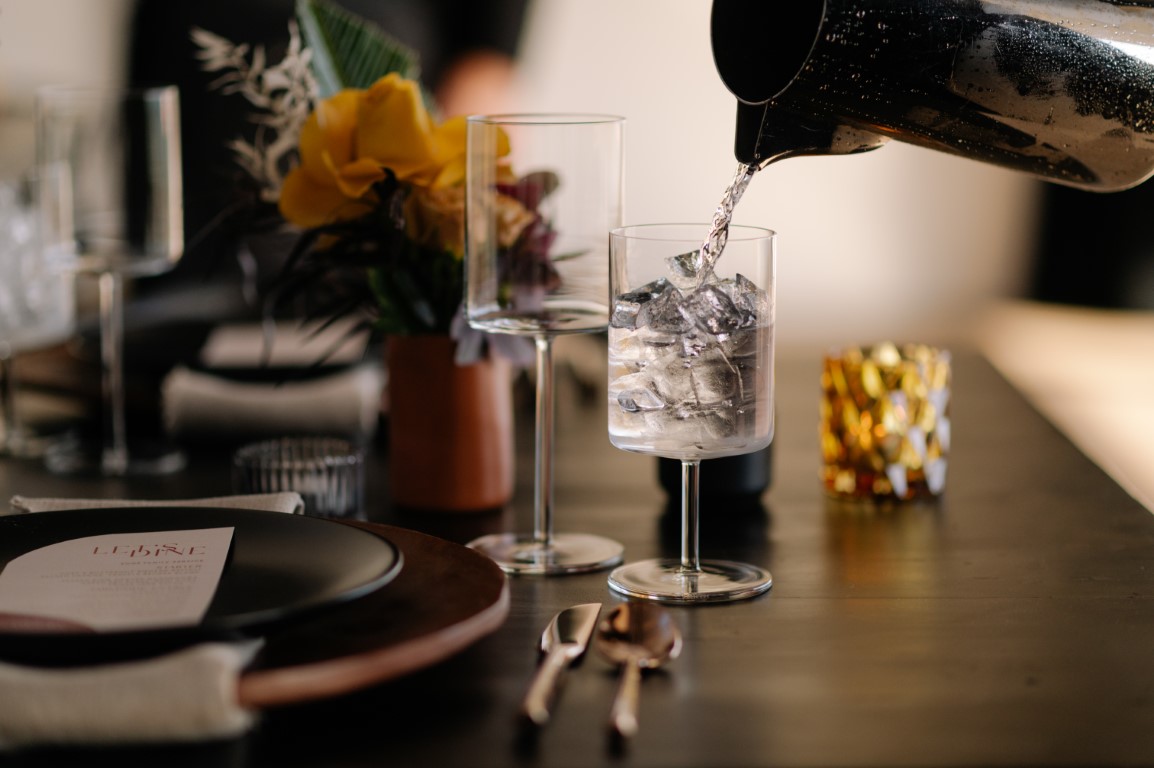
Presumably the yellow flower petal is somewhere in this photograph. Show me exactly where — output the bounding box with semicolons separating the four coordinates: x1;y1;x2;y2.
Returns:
333;156;387;199
280;74;487;229
428;116;468;188
298;89;361;185
356;73;437;182
405;185;466;256
279;166;353;228
432;116;467;157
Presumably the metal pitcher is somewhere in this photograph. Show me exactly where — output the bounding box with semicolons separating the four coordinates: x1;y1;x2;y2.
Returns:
712;0;1154;190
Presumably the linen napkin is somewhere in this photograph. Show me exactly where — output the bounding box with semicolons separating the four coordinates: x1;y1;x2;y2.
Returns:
161;320;384;441
0;493;303;749
0;640;263;750
162;363;384;441
7;492;305;516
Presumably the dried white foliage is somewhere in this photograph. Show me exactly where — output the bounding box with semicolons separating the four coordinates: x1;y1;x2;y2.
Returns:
192;22;319;201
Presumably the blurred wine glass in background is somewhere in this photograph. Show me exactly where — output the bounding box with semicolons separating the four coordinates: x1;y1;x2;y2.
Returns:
35;85;185;476
0;172;76;458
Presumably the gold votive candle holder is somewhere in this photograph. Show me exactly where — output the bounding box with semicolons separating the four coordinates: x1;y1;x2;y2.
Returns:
820;342;951;501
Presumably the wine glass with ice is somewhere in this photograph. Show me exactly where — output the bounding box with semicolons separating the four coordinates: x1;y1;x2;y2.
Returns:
607;224;775;602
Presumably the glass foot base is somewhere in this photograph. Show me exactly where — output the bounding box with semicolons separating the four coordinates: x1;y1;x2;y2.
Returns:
608;559;772;603
44;436;186;477
468;532;624;575
0;423;77;460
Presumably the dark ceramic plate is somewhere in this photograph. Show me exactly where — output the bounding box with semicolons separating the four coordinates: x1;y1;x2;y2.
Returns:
0;507;402;666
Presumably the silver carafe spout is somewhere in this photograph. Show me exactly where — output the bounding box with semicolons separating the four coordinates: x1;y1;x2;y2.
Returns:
712;0;1154;191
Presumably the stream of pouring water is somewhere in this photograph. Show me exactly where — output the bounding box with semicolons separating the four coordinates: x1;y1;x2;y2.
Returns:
696;162;758;287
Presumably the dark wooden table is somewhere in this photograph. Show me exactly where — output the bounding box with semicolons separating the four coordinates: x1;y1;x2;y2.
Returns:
4;348;1154;767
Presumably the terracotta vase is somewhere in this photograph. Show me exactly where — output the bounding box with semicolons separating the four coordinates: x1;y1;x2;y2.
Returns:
385;335;514;512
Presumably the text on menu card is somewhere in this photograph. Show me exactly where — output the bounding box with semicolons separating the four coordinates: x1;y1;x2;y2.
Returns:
0;527;235;632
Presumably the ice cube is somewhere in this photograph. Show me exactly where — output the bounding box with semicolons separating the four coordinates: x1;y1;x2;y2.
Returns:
650;355;694;408
679;329;709;358
730;273;771;328
645;283;694;334
648;343;739;414
610;277;672;330
688;347;738;407
703;408;739;439
617;387;665;413
686;284;743;335
665;250;703;289
665;409;714;446
609;370;666;408
637;327;681;354
718;326;761;361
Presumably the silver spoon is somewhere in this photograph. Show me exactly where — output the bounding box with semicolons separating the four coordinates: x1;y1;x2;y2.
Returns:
594;602;683;743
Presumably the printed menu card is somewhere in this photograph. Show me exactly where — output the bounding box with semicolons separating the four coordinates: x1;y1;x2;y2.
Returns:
0;527;234;632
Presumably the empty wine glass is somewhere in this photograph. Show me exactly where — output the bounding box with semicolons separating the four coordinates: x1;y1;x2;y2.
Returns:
465;114;625;574
35;85;185;476
607;224;775;602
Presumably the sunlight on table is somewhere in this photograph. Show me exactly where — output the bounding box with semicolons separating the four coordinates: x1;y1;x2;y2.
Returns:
980;300;1154;514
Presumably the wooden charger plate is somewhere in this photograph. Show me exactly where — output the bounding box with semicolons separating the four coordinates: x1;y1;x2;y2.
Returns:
237;522;509;708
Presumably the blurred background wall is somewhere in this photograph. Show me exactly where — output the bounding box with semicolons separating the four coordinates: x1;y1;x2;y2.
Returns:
513;0;1041;348
0;0;1041;349
0;0;134;176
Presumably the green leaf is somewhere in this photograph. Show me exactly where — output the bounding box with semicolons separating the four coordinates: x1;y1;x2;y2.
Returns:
295;0;421;96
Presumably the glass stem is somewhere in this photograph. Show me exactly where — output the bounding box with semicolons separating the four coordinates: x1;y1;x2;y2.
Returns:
681;459;702;572
99;270;128;476
533;334;555;548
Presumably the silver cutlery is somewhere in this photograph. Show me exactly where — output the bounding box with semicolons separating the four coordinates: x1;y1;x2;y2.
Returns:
594;602;682;743
520;602;601;726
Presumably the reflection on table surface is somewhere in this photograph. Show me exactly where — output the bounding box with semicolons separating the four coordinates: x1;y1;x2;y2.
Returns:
980;299;1154;513
3;333;1154;767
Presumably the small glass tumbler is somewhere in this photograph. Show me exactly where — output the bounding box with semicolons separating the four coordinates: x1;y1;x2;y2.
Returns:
820;342;952;502
233;437;365;519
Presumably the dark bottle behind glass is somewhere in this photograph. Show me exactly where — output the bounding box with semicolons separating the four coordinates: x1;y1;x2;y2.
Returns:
658;444;772;500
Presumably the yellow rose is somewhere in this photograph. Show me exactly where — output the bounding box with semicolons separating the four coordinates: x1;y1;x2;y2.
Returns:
404;185;466;257
279;73;469;228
